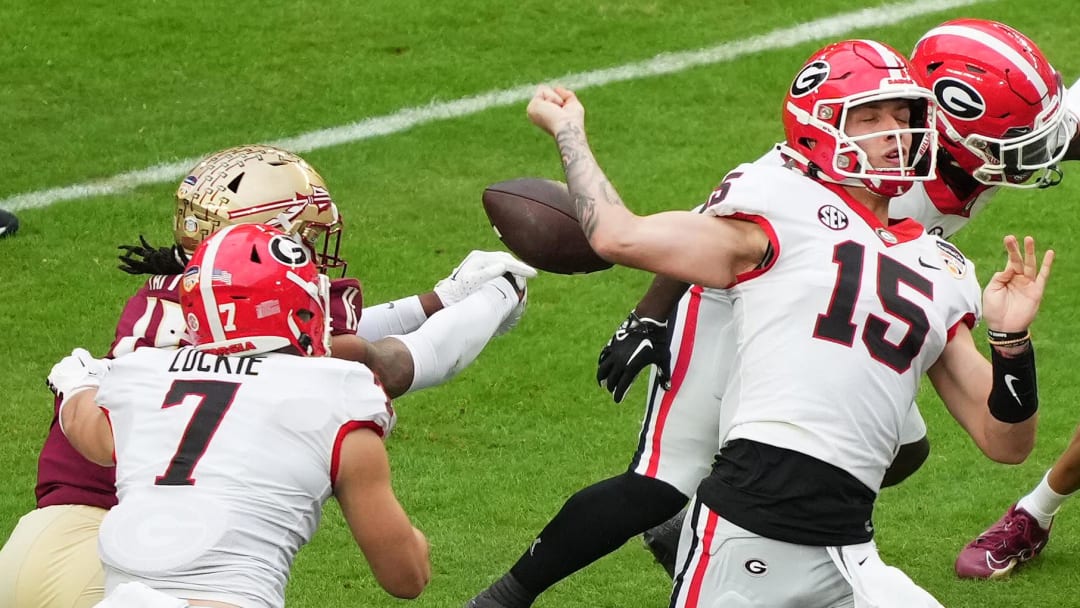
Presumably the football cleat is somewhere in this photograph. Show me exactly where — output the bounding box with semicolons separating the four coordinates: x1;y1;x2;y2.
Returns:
642;509;685;578
955;503;1052;579
0;208;19;238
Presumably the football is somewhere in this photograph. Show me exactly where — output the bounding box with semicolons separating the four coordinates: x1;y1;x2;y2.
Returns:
481;178;612;274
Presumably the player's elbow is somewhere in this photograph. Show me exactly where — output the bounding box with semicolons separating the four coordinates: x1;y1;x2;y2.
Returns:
379;559;431;599
986;440;1034;465
373;528;431;599
981;430;1035;465
385;572;429;599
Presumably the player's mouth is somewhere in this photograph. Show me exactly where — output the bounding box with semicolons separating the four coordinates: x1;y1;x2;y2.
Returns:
881;149;902;166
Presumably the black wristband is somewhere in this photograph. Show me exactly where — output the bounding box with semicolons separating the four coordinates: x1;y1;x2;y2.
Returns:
987;328;1028;342
987;345;1038;423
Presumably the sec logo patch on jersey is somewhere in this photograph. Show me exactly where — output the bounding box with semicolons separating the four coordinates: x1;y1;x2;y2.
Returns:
817;205;849;230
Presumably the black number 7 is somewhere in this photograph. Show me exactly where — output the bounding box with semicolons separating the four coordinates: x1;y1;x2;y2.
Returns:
155;380;240;486
813;241;933;373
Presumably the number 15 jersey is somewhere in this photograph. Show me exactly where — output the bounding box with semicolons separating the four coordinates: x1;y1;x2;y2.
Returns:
705;163;981;493
93;347;395;608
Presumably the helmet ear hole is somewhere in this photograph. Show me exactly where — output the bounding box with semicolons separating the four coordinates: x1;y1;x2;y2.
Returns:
250;246;261;264
227;173;245;193
297;309;314;322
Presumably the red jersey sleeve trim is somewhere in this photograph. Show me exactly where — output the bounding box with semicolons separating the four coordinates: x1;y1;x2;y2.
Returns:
102;407;117;466
726;212;779;286
330;420;385;487
946;313;977;342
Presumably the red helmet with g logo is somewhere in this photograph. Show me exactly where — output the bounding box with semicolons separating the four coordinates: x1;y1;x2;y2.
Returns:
911;19;1073;188
180;223;331;358
780;39;938;197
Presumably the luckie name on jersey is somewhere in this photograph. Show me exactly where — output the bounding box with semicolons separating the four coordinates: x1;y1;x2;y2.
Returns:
167;348;265;377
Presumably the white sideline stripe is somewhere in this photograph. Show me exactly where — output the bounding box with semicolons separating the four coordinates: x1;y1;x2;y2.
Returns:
2;0;981;212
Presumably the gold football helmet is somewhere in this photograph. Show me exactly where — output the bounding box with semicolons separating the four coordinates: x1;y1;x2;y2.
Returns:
174;144;346;273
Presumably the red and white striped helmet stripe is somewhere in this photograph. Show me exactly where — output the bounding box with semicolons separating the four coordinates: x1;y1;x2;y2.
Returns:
858;39;908;79
196;224;239;342
918;24;1049;103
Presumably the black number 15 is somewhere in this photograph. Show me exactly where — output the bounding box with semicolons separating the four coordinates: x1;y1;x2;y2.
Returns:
813;241;932;373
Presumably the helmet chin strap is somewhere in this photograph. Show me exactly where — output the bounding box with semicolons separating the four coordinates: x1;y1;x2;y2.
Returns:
777;143;864;189
286;312;315;356
1034;165;1064;188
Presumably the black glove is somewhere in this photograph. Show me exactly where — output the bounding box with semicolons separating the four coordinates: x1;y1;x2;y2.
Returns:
596;311;672;404
118;236;187;276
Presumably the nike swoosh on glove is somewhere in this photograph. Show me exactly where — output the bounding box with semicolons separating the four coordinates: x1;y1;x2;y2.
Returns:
46;348;112;406
596;312;672;403
434;250;537;307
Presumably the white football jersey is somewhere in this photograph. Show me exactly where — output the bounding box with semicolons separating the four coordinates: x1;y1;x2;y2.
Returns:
705;163;981;492
754;145;999;238
93;347;395;608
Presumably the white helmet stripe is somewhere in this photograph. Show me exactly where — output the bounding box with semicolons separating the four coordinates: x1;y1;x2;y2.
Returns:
858;39;906;80
920;25;1049;99
197;224;239;342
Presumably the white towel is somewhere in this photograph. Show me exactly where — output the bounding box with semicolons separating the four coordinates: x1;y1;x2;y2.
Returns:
94;582;190;608
826;542;945;608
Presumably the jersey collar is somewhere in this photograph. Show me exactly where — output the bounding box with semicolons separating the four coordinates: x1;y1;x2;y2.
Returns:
821;182;924;246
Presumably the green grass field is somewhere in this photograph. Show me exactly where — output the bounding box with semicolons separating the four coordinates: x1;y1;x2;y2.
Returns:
4;0;1080;606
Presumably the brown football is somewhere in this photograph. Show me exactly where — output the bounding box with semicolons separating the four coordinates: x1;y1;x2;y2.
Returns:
482;178;612;275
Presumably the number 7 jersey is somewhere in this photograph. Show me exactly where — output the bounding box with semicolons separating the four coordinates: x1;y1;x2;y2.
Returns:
92;347;395;608
705;163;981;493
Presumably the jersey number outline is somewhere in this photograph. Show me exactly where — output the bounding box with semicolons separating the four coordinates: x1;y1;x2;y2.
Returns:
813;240;932;373
154;380;240;486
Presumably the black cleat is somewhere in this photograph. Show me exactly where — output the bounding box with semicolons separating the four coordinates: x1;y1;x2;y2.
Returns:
642;508;687;578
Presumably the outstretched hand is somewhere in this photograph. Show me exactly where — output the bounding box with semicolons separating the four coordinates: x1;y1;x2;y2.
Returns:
433;250;537;307
981;235;1054;333
527;85;586;137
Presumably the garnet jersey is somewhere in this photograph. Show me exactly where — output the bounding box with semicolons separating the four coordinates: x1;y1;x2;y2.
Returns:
35;275;363;510
94;347;394;608
705;163;981;492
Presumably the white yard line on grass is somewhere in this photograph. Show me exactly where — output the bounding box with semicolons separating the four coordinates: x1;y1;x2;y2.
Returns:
3;0;981;212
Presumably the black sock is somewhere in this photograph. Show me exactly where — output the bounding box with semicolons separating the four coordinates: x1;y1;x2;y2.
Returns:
508;472;687;595
474;572;537;608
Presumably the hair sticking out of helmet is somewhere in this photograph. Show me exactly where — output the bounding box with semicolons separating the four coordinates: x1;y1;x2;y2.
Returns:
912;18;1073;189
179;223;331;358
780;39;939;198
174;144;348;274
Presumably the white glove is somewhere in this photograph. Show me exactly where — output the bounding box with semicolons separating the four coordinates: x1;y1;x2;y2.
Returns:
47;348;111;405
491;274;528;337
434;250;537;307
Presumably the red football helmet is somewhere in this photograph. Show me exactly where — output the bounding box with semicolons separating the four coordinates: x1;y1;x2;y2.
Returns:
912;19;1073;188
179;223;331;357
781;39;938;197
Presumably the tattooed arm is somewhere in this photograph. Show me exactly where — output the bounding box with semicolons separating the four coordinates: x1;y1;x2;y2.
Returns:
526;85;766;289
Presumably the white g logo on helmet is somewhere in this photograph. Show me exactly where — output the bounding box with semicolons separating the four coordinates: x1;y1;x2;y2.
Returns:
268;235;312;267
933;78;986;120
790;61;831;98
